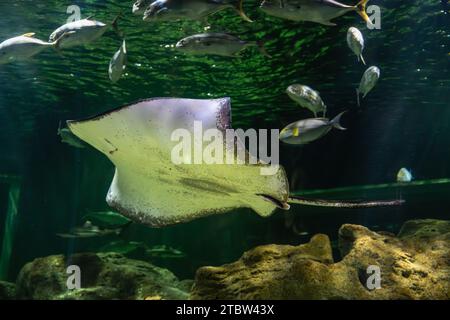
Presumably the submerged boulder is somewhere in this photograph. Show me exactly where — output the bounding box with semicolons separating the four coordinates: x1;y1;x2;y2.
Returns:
0;281;16;300
397;219;450;240
191;219;450;300
16;252;191;300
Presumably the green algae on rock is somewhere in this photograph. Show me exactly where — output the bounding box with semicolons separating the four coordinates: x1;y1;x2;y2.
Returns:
0;281;16;300
15;252;191;300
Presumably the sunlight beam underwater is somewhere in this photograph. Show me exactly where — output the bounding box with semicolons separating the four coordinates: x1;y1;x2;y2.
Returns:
67;98;403;228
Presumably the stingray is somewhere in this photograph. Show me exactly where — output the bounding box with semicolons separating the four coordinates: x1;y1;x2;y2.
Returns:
68;98;402;227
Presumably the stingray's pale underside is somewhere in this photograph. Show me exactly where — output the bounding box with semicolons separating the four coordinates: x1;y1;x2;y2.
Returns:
68;98;289;227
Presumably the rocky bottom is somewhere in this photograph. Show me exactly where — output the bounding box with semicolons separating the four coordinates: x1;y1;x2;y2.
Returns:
192;219;450;299
0;219;449;300
4;252;192;300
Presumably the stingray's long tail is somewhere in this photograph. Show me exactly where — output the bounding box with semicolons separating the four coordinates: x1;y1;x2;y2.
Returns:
288;195;404;208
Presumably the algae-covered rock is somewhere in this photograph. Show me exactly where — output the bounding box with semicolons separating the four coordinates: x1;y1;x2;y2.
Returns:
56;287;120;300
16;252;190;300
0;281;16;300
191;220;450;300
398;219;450;239
191;234;335;299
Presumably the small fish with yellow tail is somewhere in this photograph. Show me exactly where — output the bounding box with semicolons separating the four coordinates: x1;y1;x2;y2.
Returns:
280;112;347;145
260;0;372;26
0;32;70;64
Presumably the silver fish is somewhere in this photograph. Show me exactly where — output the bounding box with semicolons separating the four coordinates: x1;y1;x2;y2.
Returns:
143;0;252;22
347;26;365;65
109;40;127;83
280;112;346;145
49;16;119;49
58;128;86;148
82;210;131;229
286;84;327;117
133;0;152;15
176;33;270;57
58;122;86;148
397;168;413;183
56;221;121;239
0;32;67;64
357;66;380;106
260;0;371;26
146;245;186;259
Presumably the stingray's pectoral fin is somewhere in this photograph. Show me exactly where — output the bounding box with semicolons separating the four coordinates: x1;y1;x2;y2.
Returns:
287;195;405;208
68;97;291;227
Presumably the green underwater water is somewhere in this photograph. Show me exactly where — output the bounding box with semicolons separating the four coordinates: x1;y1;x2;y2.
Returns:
0;0;449;283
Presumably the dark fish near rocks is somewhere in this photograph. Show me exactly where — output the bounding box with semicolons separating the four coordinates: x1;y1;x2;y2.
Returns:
56;221;124;238
82;210;132;229
99;240;147;256
146;245;186;259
